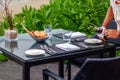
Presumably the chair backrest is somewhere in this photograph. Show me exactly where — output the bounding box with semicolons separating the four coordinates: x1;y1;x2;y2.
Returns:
73;57;120;80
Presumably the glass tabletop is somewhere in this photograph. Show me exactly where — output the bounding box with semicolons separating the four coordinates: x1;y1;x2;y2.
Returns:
0;29;115;61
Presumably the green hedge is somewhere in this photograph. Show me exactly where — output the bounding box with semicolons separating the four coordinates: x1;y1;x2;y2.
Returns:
0;0;110;36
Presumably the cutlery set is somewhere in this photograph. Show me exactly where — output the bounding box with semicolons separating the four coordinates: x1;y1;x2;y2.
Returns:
40;44;57;55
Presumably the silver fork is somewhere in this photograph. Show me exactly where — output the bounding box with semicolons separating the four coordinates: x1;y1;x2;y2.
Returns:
40;45;48;51
43;45;57;54
40;45;56;54
40;45;51;54
43;45;51;53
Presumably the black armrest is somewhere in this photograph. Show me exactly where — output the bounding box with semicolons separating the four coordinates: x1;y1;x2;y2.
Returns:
43;69;64;80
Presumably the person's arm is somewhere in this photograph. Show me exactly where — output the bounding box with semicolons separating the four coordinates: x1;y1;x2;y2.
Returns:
103;6;120;39
97;6;114;40
102;6;114;28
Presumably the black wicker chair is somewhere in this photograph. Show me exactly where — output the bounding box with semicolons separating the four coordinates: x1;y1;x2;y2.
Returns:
43;57;120;80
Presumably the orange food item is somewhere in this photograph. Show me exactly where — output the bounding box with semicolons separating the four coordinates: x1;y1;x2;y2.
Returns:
33;31;47;39
39;31;47;39
34;31;41;38
29;31;34;37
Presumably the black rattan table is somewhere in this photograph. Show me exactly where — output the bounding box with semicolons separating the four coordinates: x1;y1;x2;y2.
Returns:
0;29;116;80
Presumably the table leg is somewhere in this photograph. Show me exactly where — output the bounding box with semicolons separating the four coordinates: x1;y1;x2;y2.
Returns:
67;60;71;80
59;61;64;78
23;65;30;80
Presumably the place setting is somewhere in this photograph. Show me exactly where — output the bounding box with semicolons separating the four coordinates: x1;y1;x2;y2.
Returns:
76;27;109;48
24;47;57;57
53;30;87;42
24;42;58;57
76;38;105;49
24;49;46;57
54;31;81;52
84;38;103;45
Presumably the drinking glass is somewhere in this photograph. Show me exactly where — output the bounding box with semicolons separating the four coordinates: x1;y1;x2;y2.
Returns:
4;28;18;41
62;31;72;43
44;24;52;38
94;27;108;40
94;27;104;38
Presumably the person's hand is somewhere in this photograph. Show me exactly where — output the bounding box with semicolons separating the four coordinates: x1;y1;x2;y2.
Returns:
104;29;120;39
98;36;107;42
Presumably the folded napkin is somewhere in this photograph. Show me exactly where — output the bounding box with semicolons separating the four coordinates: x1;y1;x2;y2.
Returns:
55;43;80;51
71;32;86;38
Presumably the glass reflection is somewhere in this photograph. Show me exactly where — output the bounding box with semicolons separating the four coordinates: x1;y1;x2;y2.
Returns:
5;40;18;51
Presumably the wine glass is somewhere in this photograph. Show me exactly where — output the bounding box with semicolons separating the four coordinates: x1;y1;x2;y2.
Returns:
94;27;104;38
94;27;108;41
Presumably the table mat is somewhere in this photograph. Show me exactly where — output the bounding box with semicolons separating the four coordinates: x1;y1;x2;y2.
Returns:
55;43;80;51
53;33;87;42
48;43;88;55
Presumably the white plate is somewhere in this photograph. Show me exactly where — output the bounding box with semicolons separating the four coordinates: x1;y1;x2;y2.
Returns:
25;49;45;56
84;38;103;45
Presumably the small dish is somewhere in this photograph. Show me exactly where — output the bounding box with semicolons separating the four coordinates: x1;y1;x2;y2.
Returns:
84;38;103;45
25;49;45;57
21;24;48;42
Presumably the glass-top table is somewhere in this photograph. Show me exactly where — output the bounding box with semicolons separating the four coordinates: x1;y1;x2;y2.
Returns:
0;29;116;80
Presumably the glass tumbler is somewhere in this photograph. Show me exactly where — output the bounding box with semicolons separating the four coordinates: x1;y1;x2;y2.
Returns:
44;24;52;38
62;31;72;43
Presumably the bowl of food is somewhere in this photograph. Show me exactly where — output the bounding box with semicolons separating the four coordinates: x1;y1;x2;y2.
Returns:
22;24;48;42
30;30;48;42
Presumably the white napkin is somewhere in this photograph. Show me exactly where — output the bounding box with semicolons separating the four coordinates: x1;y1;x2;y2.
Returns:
71;32;86;38
55;43;80;51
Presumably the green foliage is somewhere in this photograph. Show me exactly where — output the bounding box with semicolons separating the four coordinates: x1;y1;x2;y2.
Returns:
11;0;109;36
0;54;8;62
116;50;120;56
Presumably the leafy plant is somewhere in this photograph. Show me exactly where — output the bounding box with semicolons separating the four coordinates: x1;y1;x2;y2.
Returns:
12;0;109;36
0;0;14;30
0;54;8;62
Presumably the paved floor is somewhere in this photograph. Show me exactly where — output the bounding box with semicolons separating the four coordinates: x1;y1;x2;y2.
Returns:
0;61;79;80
